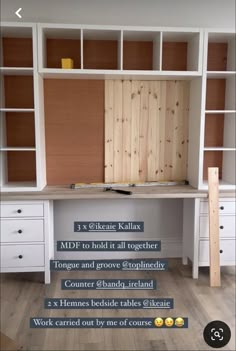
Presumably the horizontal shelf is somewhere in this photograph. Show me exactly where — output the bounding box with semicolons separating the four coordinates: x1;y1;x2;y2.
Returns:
39;68;201;80
207;71;236;78
0;147;36;151
205;110;236;114
204;147;236;151
0;181;38;192
201;180;236;190
0;67;34;75
0;108;35;113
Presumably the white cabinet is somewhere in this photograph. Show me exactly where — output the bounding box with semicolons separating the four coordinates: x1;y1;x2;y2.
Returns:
0;201;54;283
183;198;236;278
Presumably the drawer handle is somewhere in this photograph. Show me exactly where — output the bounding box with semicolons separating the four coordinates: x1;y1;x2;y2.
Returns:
18;255;23;259
219;206;224;210
17;209;22;214
18;229;23;234
219;250;223;254
219;226;224;230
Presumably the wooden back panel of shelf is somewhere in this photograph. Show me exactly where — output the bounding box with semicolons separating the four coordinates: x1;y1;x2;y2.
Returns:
46;39;81;68
2;38;33;67
162;42;188;71
84;40;118;69
5;112;35;147
44;79;104;185
123;41;153;70
4;76;34;108
7;151;36;182
204;114;224;147
207;43;227;71
206;79;226;110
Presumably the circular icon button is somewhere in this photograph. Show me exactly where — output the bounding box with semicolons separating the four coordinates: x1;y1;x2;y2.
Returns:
203;321;231;348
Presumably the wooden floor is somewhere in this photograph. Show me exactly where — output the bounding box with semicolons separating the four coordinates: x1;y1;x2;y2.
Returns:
1;259;235;351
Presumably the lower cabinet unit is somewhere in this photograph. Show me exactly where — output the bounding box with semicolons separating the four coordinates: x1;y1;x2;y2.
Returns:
0;200;54;284
183;198;236;278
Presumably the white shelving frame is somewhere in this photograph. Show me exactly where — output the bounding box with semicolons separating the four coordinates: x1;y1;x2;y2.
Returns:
0;22;235;192
38;23;203;80
199;29;236;190
0;22;46;192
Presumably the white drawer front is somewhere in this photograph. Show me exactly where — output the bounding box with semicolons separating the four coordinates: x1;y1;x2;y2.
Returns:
0;244;44;268
1;219;44;243
200;200;235;215
1;203;44;218
199;240;236;265
199;216;236;239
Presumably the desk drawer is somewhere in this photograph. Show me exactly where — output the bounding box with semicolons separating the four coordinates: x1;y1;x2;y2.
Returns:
200;200;235;215
199;240;236;265
199;216;235;239
0;244;44;268
1;219;44;243
1;203;44;218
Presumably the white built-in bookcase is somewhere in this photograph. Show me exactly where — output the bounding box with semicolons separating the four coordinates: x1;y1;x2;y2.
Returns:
199;29;236;190
38;24;202;79
0;22;46;191
0;22;235;191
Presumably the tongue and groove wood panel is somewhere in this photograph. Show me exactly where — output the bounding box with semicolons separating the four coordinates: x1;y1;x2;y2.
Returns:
44;79;104;185
105;80;190;183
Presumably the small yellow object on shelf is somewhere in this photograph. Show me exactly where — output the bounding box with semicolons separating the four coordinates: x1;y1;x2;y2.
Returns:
61;58;74;69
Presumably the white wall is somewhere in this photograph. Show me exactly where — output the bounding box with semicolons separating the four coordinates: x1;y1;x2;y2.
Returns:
1;0;235;28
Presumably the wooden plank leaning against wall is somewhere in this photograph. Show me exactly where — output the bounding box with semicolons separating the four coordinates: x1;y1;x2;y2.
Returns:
105;80;190;183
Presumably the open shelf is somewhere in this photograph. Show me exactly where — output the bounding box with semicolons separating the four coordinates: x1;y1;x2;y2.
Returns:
83;29;121;70
206;76;235;111
2;37;33;68
162;31;200;71
207;32;235;71
0;150;37;184
123;30;160;70
204;113;235;149
203;150;235;186
3;76;34;109
1;25;33;70
0;111;35;148
42;28;81;69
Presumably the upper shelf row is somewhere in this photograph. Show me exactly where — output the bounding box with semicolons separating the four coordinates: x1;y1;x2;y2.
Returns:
1;24;235;74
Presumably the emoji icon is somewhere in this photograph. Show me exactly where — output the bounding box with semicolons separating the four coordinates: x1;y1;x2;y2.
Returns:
165;317;174;327
175;317;185;327
154;317;164;327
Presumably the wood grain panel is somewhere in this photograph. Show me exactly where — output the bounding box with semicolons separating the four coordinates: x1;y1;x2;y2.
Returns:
207;43;228;71
204;114;224;147
6;112;35;147
203;151;223;180
130;81;141;181
2;38;33;67
105;80;189;183
84;40;117;69
4;76;34;108
7;151;36;182
123;41;153;70
113;80;123;182
206;79;226;110
104;80;114;182
162;42;188;71
44;79;104;185
122;80;132;181
46;39;81;68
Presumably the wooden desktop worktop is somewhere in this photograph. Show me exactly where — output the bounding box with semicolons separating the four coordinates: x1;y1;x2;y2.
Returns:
1;185;235;201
